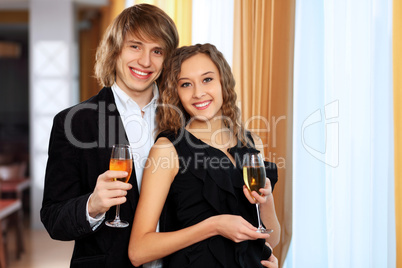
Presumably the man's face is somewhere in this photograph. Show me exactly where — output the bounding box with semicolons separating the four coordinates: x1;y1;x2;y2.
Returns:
115;32;165;97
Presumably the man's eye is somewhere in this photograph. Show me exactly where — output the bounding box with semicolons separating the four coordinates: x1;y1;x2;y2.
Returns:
131;45;139;49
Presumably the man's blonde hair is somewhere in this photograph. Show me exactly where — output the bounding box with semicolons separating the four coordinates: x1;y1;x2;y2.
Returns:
94;4;179;87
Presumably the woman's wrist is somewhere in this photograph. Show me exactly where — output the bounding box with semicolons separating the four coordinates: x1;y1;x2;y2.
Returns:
206;215;221;236
206;215;236;238
260;194;274;209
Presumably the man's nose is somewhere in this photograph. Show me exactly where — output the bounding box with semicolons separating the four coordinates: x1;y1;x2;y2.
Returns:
138;50;151;67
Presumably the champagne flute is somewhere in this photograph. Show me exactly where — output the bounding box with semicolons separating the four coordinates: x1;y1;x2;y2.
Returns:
105;144;133;228
242;152;273;234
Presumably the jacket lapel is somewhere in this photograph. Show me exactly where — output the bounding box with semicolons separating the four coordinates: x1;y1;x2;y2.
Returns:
96;87;140;210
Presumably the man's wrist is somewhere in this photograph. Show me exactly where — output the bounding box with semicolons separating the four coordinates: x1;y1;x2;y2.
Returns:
86;194;105;228
87;194;100;218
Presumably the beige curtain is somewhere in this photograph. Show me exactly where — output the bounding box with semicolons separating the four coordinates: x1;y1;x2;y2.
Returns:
233;0;295;266
100;0;126;34
134;0;192;47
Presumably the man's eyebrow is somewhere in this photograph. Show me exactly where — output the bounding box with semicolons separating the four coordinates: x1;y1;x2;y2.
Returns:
153;46;164;51
126;40;142;45
126;40;164;50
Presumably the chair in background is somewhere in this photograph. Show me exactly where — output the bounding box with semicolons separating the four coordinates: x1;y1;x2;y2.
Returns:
0;162;30;212
0;161;28;267
0;191;23;267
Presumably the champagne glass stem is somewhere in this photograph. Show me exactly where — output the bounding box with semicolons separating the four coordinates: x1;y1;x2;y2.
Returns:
255;202;273;234
256;203;263;230
115;204;121;221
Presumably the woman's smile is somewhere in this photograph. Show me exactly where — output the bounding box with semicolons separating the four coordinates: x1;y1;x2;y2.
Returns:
193;100;212;110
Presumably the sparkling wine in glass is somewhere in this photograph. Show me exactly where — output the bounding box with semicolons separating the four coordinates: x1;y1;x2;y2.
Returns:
105;144;133;228
242;153;273;234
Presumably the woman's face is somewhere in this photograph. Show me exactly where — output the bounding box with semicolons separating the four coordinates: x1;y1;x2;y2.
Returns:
177;53;223;122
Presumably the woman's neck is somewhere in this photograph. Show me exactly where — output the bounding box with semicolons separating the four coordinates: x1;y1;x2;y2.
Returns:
186;118;235;149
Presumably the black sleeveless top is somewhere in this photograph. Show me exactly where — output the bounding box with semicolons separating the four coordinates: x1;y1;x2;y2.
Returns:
158;129;278;268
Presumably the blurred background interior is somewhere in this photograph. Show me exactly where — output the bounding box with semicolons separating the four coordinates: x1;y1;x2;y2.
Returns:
0;0;400;267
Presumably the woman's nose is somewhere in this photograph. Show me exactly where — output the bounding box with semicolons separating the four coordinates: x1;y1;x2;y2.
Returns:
192;85;206;98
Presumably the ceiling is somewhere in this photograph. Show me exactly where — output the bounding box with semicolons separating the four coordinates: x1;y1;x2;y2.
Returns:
0;0;28;10
0;0;108;10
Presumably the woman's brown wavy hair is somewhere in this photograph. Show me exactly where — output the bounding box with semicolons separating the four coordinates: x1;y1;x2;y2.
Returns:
157;43;248;145
94;4;179;87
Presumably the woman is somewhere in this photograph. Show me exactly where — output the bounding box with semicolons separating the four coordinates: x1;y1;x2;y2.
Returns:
129;43;280;268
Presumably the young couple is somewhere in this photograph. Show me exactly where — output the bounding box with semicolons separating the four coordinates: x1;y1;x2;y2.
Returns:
41;4;280;268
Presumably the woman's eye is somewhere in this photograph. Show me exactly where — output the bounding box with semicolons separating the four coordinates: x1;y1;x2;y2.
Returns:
180;82;191;88
203;77;213;83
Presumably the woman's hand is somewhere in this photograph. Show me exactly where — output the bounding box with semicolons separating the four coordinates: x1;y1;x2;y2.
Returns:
243;178;272;204
261;242;278;268
213;215;270;243
261;254;278;268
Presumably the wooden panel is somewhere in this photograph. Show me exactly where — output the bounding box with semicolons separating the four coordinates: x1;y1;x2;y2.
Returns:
0;11;29;23
0;41;21;58
79;9;103;101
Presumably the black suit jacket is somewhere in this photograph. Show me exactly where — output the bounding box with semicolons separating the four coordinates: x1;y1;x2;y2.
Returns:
40;87;140;268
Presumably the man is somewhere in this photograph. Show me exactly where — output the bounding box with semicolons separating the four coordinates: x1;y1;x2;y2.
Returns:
40;4;179;268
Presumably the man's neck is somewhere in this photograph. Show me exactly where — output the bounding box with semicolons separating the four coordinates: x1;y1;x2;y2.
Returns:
128;88;154;110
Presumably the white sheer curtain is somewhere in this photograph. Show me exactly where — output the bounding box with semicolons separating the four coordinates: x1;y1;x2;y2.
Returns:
130;0;234;66
191;0;234;67
285;0;395;267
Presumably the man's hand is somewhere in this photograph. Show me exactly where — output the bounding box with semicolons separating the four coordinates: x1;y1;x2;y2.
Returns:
88;170;132;217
